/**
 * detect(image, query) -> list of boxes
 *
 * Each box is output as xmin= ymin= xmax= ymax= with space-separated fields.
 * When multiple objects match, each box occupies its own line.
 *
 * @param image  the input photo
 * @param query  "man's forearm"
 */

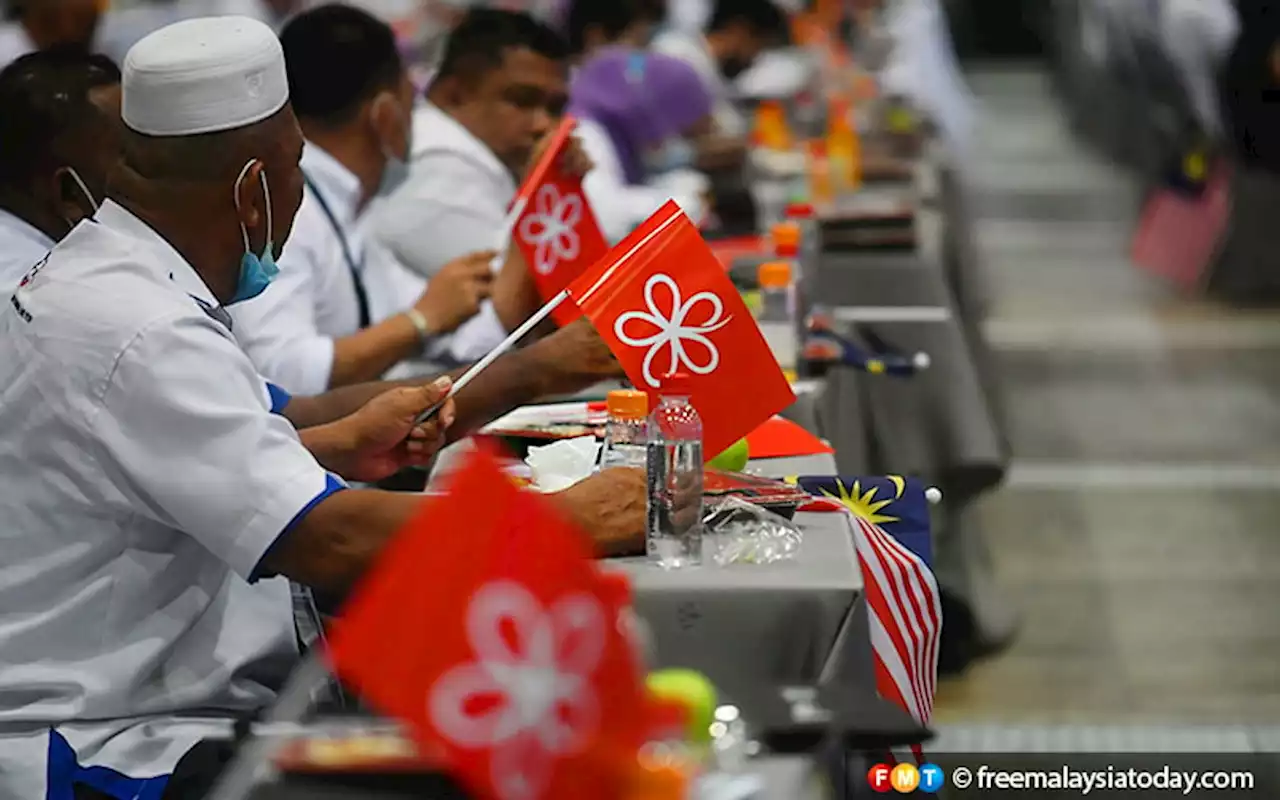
xmin=287 ymin=338 xmax=600 ymax=441
xmin=297 ymin=420 xmax=355 ymax=476
xmin=328 ymin=315 xmax=426 ymax=389
xmin=263 ymin=489 xmax=427 ymax=594
xmin=285 ymin=368 xmax=462 ymax=430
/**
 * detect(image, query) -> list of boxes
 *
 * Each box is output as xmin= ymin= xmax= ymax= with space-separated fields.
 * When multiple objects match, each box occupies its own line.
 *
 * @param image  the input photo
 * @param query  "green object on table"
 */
xmin=646 ymin=668 xmax=719 ymax=743
xmin=742 ymin=290 xmax=762 ymax=316
xmin=708 ymin=437 xmax=750 ymax=472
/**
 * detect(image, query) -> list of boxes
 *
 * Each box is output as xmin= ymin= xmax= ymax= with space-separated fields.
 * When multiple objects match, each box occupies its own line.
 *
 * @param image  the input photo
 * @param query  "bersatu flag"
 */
xmin=326 ymin=449 xmax=645 ymax=800
xmin=566 ymin=201 xmax=796 ymax=458
xmin=512 ymin=115 xmax=608 ymax=326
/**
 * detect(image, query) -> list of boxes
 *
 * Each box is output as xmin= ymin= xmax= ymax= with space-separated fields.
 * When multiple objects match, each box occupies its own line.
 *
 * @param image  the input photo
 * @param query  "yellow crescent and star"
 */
xmin=787 ymin=475 xmax=907 ymax=524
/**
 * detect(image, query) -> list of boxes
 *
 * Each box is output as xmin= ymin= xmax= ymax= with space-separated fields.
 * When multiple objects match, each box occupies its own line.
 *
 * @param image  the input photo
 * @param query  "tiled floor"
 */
xmin=933 ymin=65 xmax=1280 ymax=729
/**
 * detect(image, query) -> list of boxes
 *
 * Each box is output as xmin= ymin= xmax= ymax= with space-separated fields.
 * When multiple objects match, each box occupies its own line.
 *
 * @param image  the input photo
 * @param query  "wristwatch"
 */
xmin=404 ymin=308 xmax=432 ymax=343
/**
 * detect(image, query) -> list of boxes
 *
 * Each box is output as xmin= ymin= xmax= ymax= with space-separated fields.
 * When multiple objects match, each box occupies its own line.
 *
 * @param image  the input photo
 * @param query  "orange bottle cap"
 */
xmin=771 ymin=221 xmax=802 ymax=249
xmin=758 ymin=261 xmax=792 ymax=288
xmin=607 ymin=389 xmax=649 ymax=420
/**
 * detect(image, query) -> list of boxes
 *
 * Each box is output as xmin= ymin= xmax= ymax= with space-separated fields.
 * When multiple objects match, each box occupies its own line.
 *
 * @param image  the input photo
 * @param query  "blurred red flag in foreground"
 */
xmin=326 ymin=450 xmax=645 ymax=800
xmin=512 ymin=116 xmax=608 ymax=326
xmin=567 ymin=201 xmax=796 ymax=458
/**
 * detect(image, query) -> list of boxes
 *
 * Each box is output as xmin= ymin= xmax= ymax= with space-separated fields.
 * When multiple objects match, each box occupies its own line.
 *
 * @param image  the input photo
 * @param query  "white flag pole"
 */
xmin=413 ymin=288 xmax=571 ymax=425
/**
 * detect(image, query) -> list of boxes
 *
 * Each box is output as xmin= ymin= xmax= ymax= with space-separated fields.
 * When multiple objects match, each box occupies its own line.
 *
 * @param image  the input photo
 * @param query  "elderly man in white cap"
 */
xmin=0 ymin=15 xmax=642 ymax=799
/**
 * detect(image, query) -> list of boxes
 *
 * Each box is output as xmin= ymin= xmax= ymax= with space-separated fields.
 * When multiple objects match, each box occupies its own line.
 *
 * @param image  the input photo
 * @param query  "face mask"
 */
xmin=230 ymin=159 xmax=279 ymax=305
xmin=60 ymin=166 xmax=99 ymax=231
xmin=376 ymin=99 xmax=413 ymax=198
xmin=643 ymin=138 xmax=696 ymax=175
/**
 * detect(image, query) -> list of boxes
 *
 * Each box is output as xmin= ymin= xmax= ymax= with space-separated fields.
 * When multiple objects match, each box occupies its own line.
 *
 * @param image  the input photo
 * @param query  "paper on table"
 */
xmin=525 ymin=436 xmax=600 ymax=492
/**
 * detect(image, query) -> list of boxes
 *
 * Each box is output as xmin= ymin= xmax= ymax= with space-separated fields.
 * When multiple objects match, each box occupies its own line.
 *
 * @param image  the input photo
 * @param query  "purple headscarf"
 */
xmin=568 ymin=48 xmax=713 ymax=184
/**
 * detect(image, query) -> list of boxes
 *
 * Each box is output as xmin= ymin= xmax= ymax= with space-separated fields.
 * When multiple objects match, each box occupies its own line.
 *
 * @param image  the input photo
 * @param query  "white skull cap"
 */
xmin=122 ymin=16 xmax=288 ymax=137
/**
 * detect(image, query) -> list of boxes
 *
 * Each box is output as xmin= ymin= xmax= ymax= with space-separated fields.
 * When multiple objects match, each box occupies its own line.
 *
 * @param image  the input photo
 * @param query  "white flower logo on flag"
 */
xmin=614 ymin=272 xmax=731 ymax=388
xmin=517 ymin=184 xmax=583 ymax=276
xmin=428 ymin=581 xmax=606 ymax=800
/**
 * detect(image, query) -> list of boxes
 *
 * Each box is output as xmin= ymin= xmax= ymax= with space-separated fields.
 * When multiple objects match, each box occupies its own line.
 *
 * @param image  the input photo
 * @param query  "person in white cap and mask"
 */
xmin=0 ymin=47 xmax=120 ymax=293
xmin=229 ymin=4 xmax=497 ymax=397
xmin=0 ymin=14 xmax=643 ymax=798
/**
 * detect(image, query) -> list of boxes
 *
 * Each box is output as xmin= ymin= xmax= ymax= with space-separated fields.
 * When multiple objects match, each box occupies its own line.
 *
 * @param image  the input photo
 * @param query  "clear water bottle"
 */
xmin=600 ymin=389 xmax=649 ymax=470
xmin=646 ymin=373 xmax=704 ymax=569
xmin=756 ymin=261 xmax=798 ymax=376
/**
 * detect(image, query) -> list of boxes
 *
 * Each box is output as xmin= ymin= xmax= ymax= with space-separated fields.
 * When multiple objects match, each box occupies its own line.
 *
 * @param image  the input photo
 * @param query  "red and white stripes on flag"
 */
xmin=847 ymin=512 xmax=942 ymax=762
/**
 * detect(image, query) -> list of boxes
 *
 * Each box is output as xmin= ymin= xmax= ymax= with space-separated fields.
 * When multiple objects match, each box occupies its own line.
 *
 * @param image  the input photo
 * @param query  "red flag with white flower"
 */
xmin=566 ymin=201 xmax=796 ymax=458
xmin=512 ymin=116 xmax=608 ymax=326
xmin=326 ymin=449 xmax=646 ymax=800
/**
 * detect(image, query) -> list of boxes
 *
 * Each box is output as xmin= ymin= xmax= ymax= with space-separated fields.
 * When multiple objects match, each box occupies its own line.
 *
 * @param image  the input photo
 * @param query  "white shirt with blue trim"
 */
xmin=0 ymin=200 xmax=343 ymax=799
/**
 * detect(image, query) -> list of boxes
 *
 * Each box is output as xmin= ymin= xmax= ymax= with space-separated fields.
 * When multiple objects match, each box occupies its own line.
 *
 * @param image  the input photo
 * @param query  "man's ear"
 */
xmin=233 ymin=159 xmax=265 ymax=230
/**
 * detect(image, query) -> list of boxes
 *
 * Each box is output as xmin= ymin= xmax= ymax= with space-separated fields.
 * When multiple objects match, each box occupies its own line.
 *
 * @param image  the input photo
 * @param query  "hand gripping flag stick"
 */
xmin=413 ymin=288 xmax=571 ymax=426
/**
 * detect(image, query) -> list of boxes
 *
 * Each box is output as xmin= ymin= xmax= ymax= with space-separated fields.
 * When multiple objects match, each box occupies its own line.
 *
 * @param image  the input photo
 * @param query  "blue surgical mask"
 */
xmin=230 ymin=159 xmax=279 ymax=305
xmin=644 ymin=138 xmax=696 ymax=175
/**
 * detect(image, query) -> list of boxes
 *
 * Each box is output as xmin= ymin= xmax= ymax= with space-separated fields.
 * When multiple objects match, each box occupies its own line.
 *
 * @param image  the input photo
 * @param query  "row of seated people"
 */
xmin=0 ymin=0 xmax=788 ymax=397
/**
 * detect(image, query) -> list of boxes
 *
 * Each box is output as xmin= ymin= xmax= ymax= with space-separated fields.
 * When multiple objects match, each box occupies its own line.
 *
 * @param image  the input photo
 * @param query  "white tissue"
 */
xmin=525 ymin=436 xmax=600 ymax=493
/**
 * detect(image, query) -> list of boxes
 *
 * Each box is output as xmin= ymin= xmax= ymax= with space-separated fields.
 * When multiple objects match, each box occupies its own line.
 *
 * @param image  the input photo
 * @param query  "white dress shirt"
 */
xmin=231 ymin=144 xmax=370 ymax=396
xmin=0 ymin=207 xmax=55 ymax=295
xmin=373 ymin=102 xmax=511 ymax=365
xmin=653 ymin=31 xmax=748 ymax=137
xmin=576 ymin=117 xmax=708 ymax=244
xmin=0 ymin=200 xmax=341 ymax=798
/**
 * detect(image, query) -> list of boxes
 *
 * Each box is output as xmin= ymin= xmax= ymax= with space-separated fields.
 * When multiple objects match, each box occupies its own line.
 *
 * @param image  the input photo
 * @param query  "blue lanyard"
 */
xmin=302 ymin=172 xmax=371 ymax=329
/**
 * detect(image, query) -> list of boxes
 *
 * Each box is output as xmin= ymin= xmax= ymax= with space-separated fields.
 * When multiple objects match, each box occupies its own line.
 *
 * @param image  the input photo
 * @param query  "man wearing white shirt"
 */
xmin=652 ymin=0 xmax=786 ymax=138
xmin=231 ymin=5 xmax=494 ymax=395
xmin=0 ymin=16 xmax=643 ymax=796
xmin=375 ymin=7 xmax=582 ymax=365
xmin=0 ymin=48 xmax=120 ymax=293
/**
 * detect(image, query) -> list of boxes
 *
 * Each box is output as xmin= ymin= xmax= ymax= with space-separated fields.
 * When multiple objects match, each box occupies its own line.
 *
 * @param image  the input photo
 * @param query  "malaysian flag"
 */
xmin=791 ymin=476 xmax=941 ymax=761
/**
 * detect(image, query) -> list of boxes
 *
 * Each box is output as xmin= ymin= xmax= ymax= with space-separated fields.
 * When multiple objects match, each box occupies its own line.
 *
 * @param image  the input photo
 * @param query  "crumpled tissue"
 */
xmin=525 ymin=436 xmax=600 ymax=493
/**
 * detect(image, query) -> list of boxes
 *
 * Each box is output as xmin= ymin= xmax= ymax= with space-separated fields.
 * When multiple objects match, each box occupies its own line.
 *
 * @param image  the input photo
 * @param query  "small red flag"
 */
xmin=326 ymin=449 xmax=645 ymax=800
xmin=512 ymin=116 xmax=609 ymax=326
xmin=567 ymin=201 xmax=796 ymax=458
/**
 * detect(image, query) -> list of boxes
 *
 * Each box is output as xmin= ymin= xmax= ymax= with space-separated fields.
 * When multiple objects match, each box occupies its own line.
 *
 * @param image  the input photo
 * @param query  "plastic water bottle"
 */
xmin=601 ymin=389 xmax=649 ymax=470
xmin=646 ymin=374 xmax=704 ymax=569
xmin=757 ymin=261 xmax=798 ymax=376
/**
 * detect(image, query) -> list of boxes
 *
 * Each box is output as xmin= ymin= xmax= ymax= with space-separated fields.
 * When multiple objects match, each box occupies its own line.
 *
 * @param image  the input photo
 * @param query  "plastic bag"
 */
xmin=702 ymin=496 xmax=804 ymax=566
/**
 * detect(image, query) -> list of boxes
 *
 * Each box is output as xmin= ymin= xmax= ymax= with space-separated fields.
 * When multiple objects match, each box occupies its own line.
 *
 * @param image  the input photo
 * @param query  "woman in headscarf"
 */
xmin=569 ymin=48 xmax=715 ymax=242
